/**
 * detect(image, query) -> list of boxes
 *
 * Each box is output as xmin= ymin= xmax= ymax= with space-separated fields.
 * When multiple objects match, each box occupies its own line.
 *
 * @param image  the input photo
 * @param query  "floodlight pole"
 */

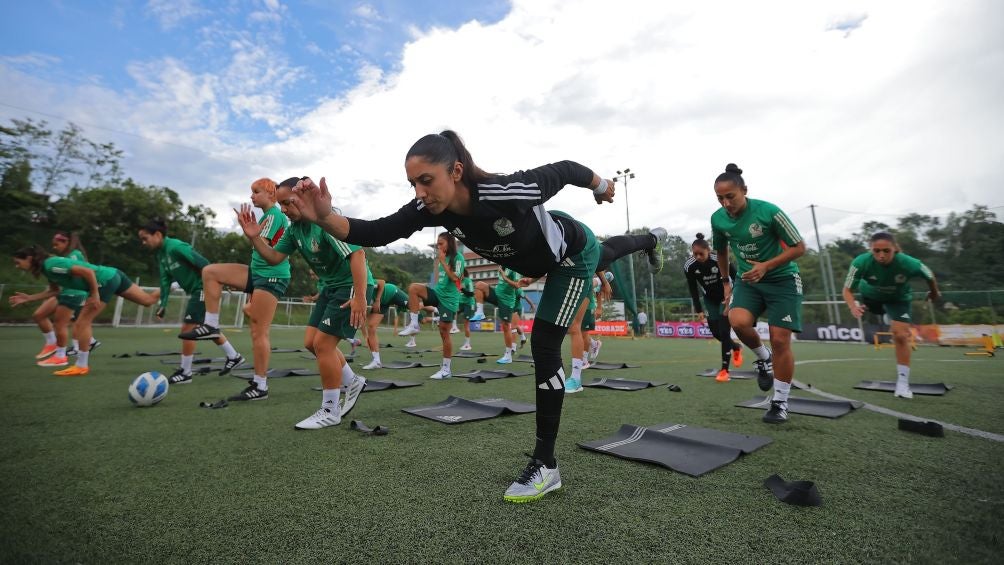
xmin=614 ymin=168 xmax=638 ymax=336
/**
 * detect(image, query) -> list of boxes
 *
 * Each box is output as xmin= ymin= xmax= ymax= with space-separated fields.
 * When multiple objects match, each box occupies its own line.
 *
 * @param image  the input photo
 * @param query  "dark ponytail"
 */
xmin=406 ymin=130 xmax=492 ymax=188
xmin=140 ymin=219 xmax=168 ymax=237
xmin=439 ymin=231 xmax=458 ymax=261
xmin=692 ymin=232 xmax=711 ymax=250
xmin=715 ymin=163 xmax=746 ymax=189
xmin=13 ymin=245 xmax=49 ymax=277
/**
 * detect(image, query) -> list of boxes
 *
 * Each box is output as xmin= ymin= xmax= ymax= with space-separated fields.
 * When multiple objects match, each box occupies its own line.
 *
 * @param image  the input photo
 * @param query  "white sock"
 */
xmin=773 ymin=379 xmax=791 ymax=402
xmin=451 ymin=321 xmax=458 ymax=330
xmin=753 ymin=345 xmax=771 ymax=361
xmin=464 ymin=338 xmax=471 ymax=346
xmin=441 ymin=358 xmax=452 ymax=372
xmin=372 ymin=352 xmax=381 ymax=364
xmin=253 ymin=375 xmax=268 ymax=391
xmin=204 ymin=312 xmax=220 ymax=327
xmin=896 ymin=364 xmax=910 ymax=384
xmin=220 ymin=340 xmax=238 ymax=358
xmin=77 ymin=351 xmax=89 ymax=368
xmin=580 ymin=354 xmax=588 ymax=366
xmin=322 ymin=388 xmax=340 ymax=410
xmin=72 ymin=339 xmax=80 ymax=350
xmin=590 ymin=338 xmax=599 ymax=349
xmin=571 ymin=358 xmax=583 ymax=379
xmin=409 ymin=312 xmax=419 ymax=327
xmin=342 ymin=363 xmax=357 ymax=386
xmin=500 ymin=349 xmax=512 ymax=360
xmin=43 ymin=331 xmax=56 ymax=345
xmin=475 ymin=303 xmax=484 ymax=315
xmin=181 ymin=355 xmax=194 ymax=374
xmin=56 ymin=346 xmax=67 ymax=358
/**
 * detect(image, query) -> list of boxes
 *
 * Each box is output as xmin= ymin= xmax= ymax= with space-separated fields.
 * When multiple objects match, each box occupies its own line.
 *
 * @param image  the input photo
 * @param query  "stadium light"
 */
xmin=613 ymin=168 xmax=639 ymax=336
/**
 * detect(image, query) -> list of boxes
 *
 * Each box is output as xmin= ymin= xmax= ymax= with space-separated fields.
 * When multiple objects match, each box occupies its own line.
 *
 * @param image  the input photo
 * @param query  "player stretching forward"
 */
xmin=685 ymin=233 xmax=743 ymax=382
xmin=235 ymin=180 xmax=368 ymax=428
xmin=843 ymin=231 xmax=939 ymax=398
xmin=32 ymin=231 xmax=99 ymax=367
xmin=711 ymin=164 xmax=805 ymax=424
xmin=291 ymin=130 xmax=614 ymax=503
xmin=361 ymin=279 xmax=410 ymax=369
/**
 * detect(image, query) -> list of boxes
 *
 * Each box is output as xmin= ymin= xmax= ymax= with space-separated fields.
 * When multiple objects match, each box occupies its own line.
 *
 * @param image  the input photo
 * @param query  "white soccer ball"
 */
xmin=128 ymin=371 xmax=169 ymax=407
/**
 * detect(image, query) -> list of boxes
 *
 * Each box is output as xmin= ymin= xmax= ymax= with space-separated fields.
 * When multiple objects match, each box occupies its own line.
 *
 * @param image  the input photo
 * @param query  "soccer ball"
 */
xmin=128 ymin=371 xmax=169 ymax=407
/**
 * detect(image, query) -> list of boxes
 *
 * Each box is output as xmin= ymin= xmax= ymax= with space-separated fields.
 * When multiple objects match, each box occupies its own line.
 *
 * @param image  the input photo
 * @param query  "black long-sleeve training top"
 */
xmin=344 ymin=161 xmax=595 ymax=277
xmin=684 ymin=253 xmax=737 ymax=312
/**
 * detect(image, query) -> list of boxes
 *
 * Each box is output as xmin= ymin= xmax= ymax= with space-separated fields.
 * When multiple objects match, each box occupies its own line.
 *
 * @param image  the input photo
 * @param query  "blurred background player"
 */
xmin=362 ymin=278 xmax=410 ymax=369
xmin=685 ymin=233 xmax=743 ymax=382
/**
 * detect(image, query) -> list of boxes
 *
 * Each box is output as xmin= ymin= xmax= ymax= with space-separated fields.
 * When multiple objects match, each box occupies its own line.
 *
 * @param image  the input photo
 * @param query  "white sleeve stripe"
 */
xmin=843 ymin=265 xmax=857 ymax=288
xmin=478 ymin=182 xmax=539 ymax=189
xmin=774 ymin=212 xmax=802 ymax=243
xmin=920 ymin=264 xmax=934 ymax=279
xmin=479 ymin=195 xmax=541 ymax=201
xmin=478 ymin=188 xmax=541 ymax=195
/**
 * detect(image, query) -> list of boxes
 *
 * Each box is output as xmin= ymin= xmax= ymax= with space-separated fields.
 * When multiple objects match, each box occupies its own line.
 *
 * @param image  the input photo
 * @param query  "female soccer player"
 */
xmin=179 ymin=178 xmax=290 ymax=402
xmin=138 ymin=220 xmax=245 ymax=384
xmin=455 ymin=273 xmax=475 ymax=351
xmin=361 ymin=278 xmax=410 ymax=369
xmin=32 ymin=231 xmax=98 ymax=367
xmin=11 ymin=246 xmax=159 ymax=376
xmin=472 ymin=268 xmax=523 ymax=364
xmin=291 ymin=130 xmax=614 ymax=503
xmin=711 ymin=163 xmax=806 ymax=424
xmin=564 ymin=273 xmax=602 ymax=393
xmin=397 ymin=232 xmax=465 ymax=379
xmin=843 ymin=231 xmax=939 ymax=398
xmin=685 ymin=233 xmax=743 ymax=382
xmin=235 ymin=181 xmax=368 ymax=428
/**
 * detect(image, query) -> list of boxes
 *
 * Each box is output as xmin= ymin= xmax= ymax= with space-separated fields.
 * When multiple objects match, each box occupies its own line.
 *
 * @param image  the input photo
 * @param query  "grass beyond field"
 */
xmin=1 ymin=326 xmax=1002 ymax=564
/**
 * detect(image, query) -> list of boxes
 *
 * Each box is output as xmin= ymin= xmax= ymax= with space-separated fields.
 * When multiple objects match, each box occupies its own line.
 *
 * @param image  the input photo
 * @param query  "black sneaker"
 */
xmin=66 ymin=346 xmax=79 ymax=356
xmin=89 ymin=340 xmax=102 ymax=352
xmin=168 ymin=368 xmax=193 ymax=385
xmin=646 ymin=228 xmax=667 ymax=274
xmin=763 ymin=400 xmax=789 ymax=424
xmin=228 ymin=383 xmax=268 ymax=401
xmin=754 ymin=356 xmax=774 ymax=391
xmin=178 ymin=324 xmax=221 ymax=341
xmin=219 ymin=353 xmax=246 ymax=376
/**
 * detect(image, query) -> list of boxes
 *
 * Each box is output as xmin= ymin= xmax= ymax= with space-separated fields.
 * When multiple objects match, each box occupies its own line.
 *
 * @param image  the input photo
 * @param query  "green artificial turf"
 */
xmin=1 ymin=326 xmax=1002 ymax=564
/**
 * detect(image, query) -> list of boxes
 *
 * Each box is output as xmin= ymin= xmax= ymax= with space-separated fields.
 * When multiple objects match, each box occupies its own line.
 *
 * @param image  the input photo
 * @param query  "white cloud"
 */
xmin=352 ymin=4 xmax=381 ymax=20
xmin=146 ymin=0 xmax=207 ymax=30
xmin=1 ymin=53 xmax=61 ymax=68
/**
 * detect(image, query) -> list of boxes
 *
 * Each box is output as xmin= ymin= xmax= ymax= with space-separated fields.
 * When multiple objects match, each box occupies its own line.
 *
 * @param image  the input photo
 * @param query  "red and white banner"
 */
xmin=592 ymin=320 xmax=629 ymax=336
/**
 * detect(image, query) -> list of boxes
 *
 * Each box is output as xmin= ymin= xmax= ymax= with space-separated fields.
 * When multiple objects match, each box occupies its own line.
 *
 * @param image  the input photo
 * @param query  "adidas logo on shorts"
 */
xmin=782 ymin=315 xmax=792 ymax=322
xmin=322 ymin=318 xmax=331 ymax=325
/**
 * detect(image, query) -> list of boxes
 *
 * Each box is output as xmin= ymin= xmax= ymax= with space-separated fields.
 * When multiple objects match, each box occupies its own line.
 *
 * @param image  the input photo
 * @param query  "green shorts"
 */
xmin=485 ymin=287 xmax=515 ymax=323
xmin=423 ymin=286 xmax=457 ymax=324
xmin=536 ymin=218 xmax=601 ymax=327
xmin=581 ymin=308 xmax=596 ymax=331
xmin=861 ymin=296 xmax=913 ymax=323
xmin=98 ymin=270 xmax=133 ymax=303
xmin=702 ymin=296 xmax=725 ymax=321
xmin=729 ymin=273 xmax=803 ymax=332
xmin=379 ymin=289 xmax=409 ymax=316
xmin=308 ymin=286 xmax=358 ymax=339
xmin=458 ymin=302 xmax=475 ymax=319
xmin=245 ymin=271 xmax=289 ymax=299
xmin=183 ymin=290 xmax=206 ymax=324
xmin=58 ymin=292 xmax=86 ymax=319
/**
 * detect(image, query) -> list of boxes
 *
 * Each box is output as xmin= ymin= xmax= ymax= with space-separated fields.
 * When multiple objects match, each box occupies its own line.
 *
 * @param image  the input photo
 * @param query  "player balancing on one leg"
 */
xmin=180 ymin=178 xmax=290 ymax=402
xmin=290 ymin=130 xmax=615 ymax=503
xmin=564 ymin=273 xmax=603 ymax=393
xmin=685 ymin=233 xmax=743 ymax=382
xmin=138 ymin=219 xmax=245 ymax=385
xmin=398 ymin=232 xmax=466 ymax=379
xmin=11 ymin=246 xmax=160 ymax=376
xmin=842 ymin=231 xmax=940 ymax=399
xmin=455 ymin=273 xmax=475 ymax=350
xmin=235 ymin=183 xmax=368 ymax=428
xmin=712 ymin=163 xmax=806 ymax=424
xmin=32 ymin=231 xmax=100 ymax=367
xmin=361 ymin=279 xmax=410 ymax=369
xmin=472 ymin=268 xmax=524 ymax=364
xmin=510 ymin=289 xmax=533 ymax=350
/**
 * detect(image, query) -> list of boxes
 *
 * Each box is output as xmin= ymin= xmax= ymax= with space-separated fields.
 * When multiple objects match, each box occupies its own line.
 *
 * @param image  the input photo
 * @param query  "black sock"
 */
xmin=530 ymin=319 xmax=568 ymax=468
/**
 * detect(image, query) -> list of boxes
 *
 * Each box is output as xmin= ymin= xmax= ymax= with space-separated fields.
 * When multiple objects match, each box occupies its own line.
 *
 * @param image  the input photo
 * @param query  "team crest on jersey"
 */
xmin=493 ymin=218 xmax=515 ymax=237
xmin=711 ymin=266 xmax=719 ymax=273
xmin=310 ymin=239 xmax=320 ymax=253
xmin=748 ymin=223 xmax=764 ymax=237
xmin=895 ymin=274 xmax=907 ymax=283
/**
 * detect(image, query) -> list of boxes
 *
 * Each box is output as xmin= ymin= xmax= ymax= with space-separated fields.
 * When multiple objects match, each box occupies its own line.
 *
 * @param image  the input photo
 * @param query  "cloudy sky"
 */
xmin=2 ymin=0 xmax=1002 ymax=251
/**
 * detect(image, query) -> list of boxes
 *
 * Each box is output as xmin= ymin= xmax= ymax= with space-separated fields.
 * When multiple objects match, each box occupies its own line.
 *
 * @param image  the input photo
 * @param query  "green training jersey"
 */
xmin=43 ymin=257 xmax=117 ymax=293
xmin=434 ymin=252 xmax=465 ymax=306
xmin=156 ymin=237 xmax=210 ymax=309
xmin=495 ymin=268 xmax=521 ymax=307
xmin=380 ymin=282 xmax=401 ymax=307
xmin=711 ymin=198 xmax=802 ymax=282
xmin=459 ymin=276 xmax=474 ymax=307
xmin=250 ymin=205 xmax=291 ymax=278
xmin=59 ymin=250 xmax=89 ymax=297
xmin=844 ymin=251 xmax=934 ymax=302
xmin=274 ymin=222 xmax=362 ymax=289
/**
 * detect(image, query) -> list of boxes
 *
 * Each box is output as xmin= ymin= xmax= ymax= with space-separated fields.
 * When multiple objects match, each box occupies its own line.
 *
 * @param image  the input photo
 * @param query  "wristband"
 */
xmin=592 ymin=179 xmax=609 ymax=196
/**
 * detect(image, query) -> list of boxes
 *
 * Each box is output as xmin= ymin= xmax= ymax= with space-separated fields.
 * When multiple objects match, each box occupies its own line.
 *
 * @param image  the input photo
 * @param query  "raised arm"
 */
xmin=236 ymin=204 xmax=290 ymax=265
xmin=8 ymin=283 xmax=61 ymax=307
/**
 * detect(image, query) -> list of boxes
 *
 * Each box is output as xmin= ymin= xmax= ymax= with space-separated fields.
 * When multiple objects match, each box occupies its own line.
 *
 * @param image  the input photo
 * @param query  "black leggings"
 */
xmin=596 ymin=234 xmax=656 ymax=272
xmin=707 ymin=316 xmax=738 ymax=369
xmin=529 ymin=318 xmax=570 ymax=467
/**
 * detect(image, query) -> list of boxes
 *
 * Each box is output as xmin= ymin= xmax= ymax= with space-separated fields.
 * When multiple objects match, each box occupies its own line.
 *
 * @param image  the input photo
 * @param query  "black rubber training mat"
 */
xmin=582 ymin=378 xmax=664 ymax=391
xmin=454 ymin=369 xmax=531 ymax=380
xmin=578 ymin=423 xmax=771 ymax=477
xmin=512 ymin=354 xmax=535 ymax=363
xmin=160 ymin=357 xmax=223 ymax=365
xmin=402 ymin=396 xmax=535 ymax=424
xmin=587 ymin=362 xmax=640 ymax=370
xmin=736 ymin=395 xmax=863 ymax=418
xmin=853 ymin=380 xmax=954 ymax=396
xmin=232 ymin=368 xmax=318 ymax=379
xmin=124 ymin=351 xmax=199 ymax=357
xmin=383 ymin=360 xmax=440 ymax=369
xmin=647 ymin=422 xmax=773 ymax=453
xmin=363 ymin=379 xmax=422 ymax=392
xmin=192 ymin=365 xmax=226 ymax=375
xmin=271 ymin=347 xmax=308 ymax=353
xmin=452 ymin=351 xmax=494 ymax=358
xmin=697 ymin=369 xmax=756 ymax=379
xmin=898 ymin=419 xmax=945 ymax=437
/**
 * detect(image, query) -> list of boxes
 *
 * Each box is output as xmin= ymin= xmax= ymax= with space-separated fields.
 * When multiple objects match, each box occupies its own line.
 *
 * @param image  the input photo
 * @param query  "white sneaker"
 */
xmin=398 ymin=324 xmax=420 ymax=336
xmin=294 ymin=407 xmax=341 ymax=430
xmin=459 ymin=343 xmax=473 ymax=351
xmin=504 ymin=458 xmax=562 ymax=503
xmin=362 ymin=360 xmax=382 ymax=370
xmin=894 ymin=382 xmax=914 ymax=399
xmin=581 ymin=360 xmax=590 ymax=370
xmin=469 ymin=311 xmax=485 ymax=322
xmin=450 ymin=326 xmax=460 ymax=334
xmin=404 ymin=338 xmax=417 ymax=348
xmin=429 ymin=369 xmax=452 ymax=380
xmin=589 ymin=340 xmax=602 ymax=361
xmin=519 ymin=335 xmax=528 ymax=349
xmin=496 ymin=356 xmax=513 ymax=365
xmin=340 ymin=376 xmax=367 ymax=417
